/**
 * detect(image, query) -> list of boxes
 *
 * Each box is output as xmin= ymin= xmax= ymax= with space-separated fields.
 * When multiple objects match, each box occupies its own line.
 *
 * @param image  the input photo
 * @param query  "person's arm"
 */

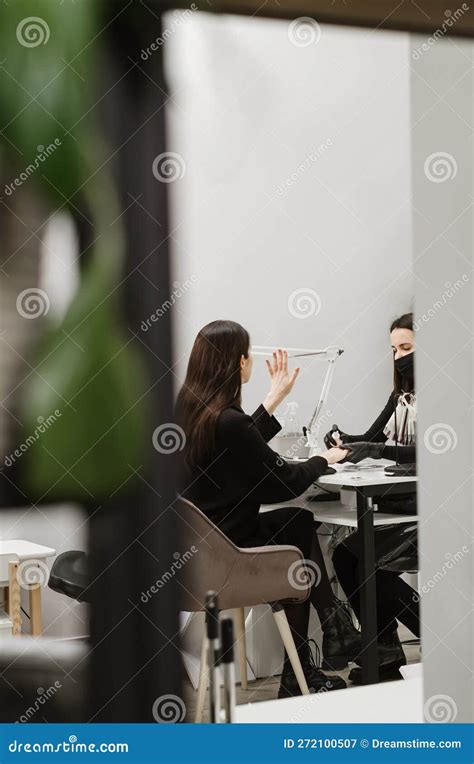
xmin=341 ymin=393 xmax=395 ymax=444
xmin=381 ymin=444 xmax=416 ymax=463
xmin=250 ymin=404 xmax=281 ymax=443
xmin=219 ymin=408 xmax=345 ymax=504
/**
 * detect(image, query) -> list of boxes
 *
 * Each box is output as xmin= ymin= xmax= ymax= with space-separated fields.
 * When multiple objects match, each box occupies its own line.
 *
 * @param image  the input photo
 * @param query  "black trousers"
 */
xmin=243 ymin=506 xmax=315 ymax=558
xmin=241 ymin=507 xmax=335 ymax=664
xmin=333 ymin=533 xmax=420 ymax=639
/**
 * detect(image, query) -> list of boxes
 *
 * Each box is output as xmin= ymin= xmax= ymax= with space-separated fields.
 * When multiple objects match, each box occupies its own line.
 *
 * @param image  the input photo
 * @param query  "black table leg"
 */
xmin=356 ymin=490 xmax=379 ymax=684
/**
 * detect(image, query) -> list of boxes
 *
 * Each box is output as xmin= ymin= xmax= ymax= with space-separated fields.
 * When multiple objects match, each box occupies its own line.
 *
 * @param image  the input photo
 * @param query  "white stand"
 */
xmin=305 ymin=346 xmax=343 ymax=454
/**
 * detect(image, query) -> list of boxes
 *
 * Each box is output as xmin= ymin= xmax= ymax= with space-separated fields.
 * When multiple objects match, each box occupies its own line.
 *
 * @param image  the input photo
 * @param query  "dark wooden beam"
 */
xmin=166 ymin=1 xmax=474 ymax=37
xmin=87 ymin=8 xmax=181 ymax=722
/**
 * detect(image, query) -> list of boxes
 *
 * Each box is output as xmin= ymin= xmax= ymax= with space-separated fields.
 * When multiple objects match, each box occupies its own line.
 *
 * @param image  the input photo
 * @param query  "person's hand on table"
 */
xmin=320 ymin=447 xmax=349 ymax=465
xmin=263 ymin=349 xmax=300 ymax=417
xmin=340 ymin=441 xmax=384 ymax=463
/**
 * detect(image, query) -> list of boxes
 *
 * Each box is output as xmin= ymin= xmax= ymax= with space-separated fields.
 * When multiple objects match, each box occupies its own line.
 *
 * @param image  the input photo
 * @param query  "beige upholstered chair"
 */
xmin=175 ymin=497 xmax=311 ymax=722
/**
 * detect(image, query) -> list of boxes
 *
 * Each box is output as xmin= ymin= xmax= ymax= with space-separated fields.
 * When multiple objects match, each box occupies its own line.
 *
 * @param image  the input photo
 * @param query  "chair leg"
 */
xmin=232 ymin=607 xmax=248 ymax=690
xmin=8 ymin=562 xmax=21 ymax=636
xmin=272 ymin=608 xmax=309 ymax=696
xmin=29 ymin=585 xmax=42 ymax=636
xmin=194 ymin=637 xmax=209 ymax=723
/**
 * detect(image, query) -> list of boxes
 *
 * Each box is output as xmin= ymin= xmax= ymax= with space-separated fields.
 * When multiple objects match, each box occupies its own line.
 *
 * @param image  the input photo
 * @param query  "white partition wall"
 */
xmin=165 ymin=14 xmax=413 ymax=432
xmin=411 ymin=35 xmax=473 ymax=722
xmin=165 ymin=13 xmax=415 ymax=686
xmin=165 ymin=12 xmax=473 ymax=717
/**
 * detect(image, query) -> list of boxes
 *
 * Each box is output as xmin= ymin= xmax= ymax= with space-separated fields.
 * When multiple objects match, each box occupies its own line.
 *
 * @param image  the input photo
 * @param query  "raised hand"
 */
xmin=263 ymin=349 xmax=300 ymax=417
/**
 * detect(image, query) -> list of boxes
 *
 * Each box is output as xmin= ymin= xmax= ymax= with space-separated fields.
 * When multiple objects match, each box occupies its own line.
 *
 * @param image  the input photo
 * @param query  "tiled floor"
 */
xmin=184 ymin=626 xmax=421 ymax=722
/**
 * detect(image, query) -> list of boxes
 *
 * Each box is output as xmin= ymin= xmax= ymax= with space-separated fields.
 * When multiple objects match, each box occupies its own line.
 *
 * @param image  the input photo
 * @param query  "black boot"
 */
xmin=348 ymin=630 xmax=406 ymax=684
xmin=278 ymin=639 xmax=346 ymax=699
xmin=320 ymin=601 xmax=362 ymax=671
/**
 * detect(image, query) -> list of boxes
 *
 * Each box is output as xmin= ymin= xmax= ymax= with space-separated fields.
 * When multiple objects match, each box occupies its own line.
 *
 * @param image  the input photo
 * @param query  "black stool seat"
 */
xmin=48 ymin=551 xmax=90 ymax=602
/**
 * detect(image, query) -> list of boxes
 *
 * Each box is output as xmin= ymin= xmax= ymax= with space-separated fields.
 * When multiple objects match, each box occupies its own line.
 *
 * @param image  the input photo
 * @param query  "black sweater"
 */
xmin=344 ymin=392 xmax=416 ymax=464
xmin=181 ymin=404 xmax=329 ymax=545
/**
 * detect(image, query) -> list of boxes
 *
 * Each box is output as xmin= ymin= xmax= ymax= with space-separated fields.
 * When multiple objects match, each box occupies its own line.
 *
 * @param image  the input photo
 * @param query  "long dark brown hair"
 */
xmin=176 ymin=320 xmax=250 ymax=468
xmin=390 ymin=312 xmax=414 ymax=394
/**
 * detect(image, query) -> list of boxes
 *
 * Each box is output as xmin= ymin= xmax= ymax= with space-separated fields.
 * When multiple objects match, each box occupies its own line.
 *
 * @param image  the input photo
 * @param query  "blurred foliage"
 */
xmin=0 ymin=1 xmax=152 ymax=501
xmin=0 ymin=0 xmax=97 ymax=203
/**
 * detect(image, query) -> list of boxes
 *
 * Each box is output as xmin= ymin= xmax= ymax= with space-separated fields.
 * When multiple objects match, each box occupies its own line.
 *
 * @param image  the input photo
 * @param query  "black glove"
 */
xmin=324 ymin=424 xmax=349 ymax=449
xmin=341 ymin=441 xmax=385 ymax=464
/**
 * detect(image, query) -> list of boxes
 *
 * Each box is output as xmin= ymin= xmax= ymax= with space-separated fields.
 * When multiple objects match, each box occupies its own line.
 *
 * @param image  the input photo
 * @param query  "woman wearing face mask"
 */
xmin=324 ymin=313 xmax=419 ymax=683
xmin=176 ymin=320 xmax=362 ymax=698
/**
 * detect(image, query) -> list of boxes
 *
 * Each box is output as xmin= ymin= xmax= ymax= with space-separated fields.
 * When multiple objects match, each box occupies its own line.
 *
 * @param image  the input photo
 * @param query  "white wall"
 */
xmin=411 ymin=34 xmax=473 ymax=723
xmin=165 ymin=13 xmax=413 ymax=431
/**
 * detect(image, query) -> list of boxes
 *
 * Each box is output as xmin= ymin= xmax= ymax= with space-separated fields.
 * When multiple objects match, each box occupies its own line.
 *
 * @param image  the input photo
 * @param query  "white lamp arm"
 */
xmin=251 ymin=344 xmax=343 ymax=454
xmin=306 ymin=346 xmax=343 ymax=448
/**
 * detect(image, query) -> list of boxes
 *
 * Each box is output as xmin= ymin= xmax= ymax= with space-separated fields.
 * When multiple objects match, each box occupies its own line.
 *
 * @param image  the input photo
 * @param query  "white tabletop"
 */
xmin=0 ymin=540 xmax=56 ymax=560
xmin=260 ymin=459 xmax=417 ymax=526
xmin=318 ymin=461 xmax=417 ymax=489
xmin=235 ymin=675 xmax=423 ymax=723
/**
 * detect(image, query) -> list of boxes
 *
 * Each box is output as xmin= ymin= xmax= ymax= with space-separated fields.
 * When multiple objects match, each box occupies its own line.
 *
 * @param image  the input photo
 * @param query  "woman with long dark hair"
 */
xmin=176 ymin=320 xmax=361 ymax=698
xmin=325 ymin=312 xmax=419 ymax=683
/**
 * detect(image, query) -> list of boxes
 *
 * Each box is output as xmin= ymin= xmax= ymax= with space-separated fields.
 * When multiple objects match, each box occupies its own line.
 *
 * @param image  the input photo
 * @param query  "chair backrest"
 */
xmin=173 ymin=497 xmax=240 ymax=612
xmin=173 ymin=497 xmax=310 ymax=612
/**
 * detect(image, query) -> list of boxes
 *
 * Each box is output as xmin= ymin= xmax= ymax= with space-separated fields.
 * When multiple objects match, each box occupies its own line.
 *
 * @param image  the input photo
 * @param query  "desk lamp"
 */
xmin=252 ymin=345 xmax=344 ymax=456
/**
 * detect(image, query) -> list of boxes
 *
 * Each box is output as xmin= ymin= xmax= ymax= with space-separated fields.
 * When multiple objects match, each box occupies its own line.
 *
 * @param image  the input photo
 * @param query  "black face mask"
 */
xmin=395 ymin=352 xmax=414 ymax=379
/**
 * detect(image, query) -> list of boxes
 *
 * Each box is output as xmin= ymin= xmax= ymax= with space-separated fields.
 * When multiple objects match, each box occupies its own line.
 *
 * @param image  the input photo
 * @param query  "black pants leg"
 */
xmin=379 ymin=571 xmax=420 ymax=637
xmin=249 ymin=508 xmax=335 ymax=668
xmin=308 ymin=528 xmax=336 ymax=614
xmin=333 ymin=541 xmax=420 ymax=638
